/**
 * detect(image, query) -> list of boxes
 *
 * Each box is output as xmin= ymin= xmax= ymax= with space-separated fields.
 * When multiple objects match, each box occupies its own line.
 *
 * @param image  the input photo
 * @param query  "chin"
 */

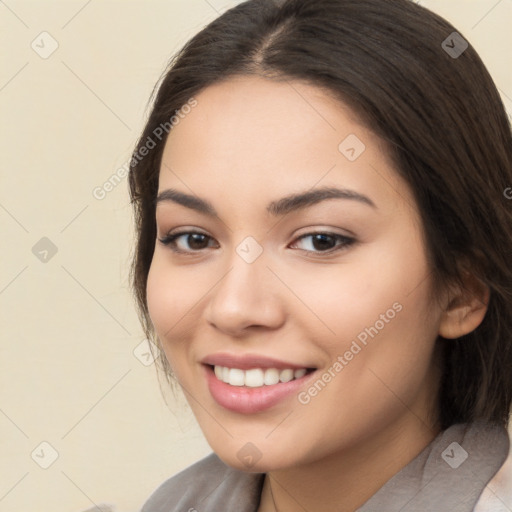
xmin=207 ymin=437 xmax=302 ymax=474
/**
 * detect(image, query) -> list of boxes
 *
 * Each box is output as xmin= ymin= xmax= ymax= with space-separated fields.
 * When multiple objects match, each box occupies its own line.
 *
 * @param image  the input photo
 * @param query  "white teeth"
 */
xmin=213 ymin=365 xmax=309 ymax=387
xmin=245 ymin=368 xmax=264 ymax=387
xmin=294 ymin=369 xmax=307 ymax=379
xmin=279 ymin=369 xmax=294 ymax=383
xmin=264 ymin=368 xmax=280 ymax=385
xmin=228 ymin=368 xmax=245 ymax=386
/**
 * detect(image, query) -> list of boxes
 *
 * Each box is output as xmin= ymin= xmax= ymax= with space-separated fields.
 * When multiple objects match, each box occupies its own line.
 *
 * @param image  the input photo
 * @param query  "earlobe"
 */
xmin=438 ymin=274 xmax=490 ymax=339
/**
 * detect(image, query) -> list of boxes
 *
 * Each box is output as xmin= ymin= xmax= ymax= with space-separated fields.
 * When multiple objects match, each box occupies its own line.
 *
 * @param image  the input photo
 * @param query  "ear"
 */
xmin=438 ymin=272 xmax=490 ymax=339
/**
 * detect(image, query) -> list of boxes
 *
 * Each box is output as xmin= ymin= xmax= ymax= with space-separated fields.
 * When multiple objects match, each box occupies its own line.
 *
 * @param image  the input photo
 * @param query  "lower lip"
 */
xmin=204 ymin=365 xmax=314 ymax=414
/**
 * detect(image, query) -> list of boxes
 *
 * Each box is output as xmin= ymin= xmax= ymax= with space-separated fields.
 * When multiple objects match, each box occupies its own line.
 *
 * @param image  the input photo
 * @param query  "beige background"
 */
xmin=1 ymin=1 xmax=511 ymax=511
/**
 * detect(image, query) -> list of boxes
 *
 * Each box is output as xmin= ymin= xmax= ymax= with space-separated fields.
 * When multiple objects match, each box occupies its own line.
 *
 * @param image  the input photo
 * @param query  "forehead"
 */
xmin=158 ymin=75 xmax=414 ymax=216
xmin=163 ymin=75 xmax=363 ymax=165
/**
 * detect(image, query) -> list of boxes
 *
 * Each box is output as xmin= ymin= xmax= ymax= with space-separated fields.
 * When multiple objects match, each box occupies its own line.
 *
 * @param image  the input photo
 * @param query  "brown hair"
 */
xmin=128 ymin=0 xmax=512 ymax=429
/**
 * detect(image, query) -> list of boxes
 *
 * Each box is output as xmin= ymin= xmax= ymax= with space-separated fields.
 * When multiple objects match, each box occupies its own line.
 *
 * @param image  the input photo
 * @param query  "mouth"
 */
xmin=201 ymin=355 xmax=317 ymax=414
xmin=211 ymin=365 xmax=313 ymax=387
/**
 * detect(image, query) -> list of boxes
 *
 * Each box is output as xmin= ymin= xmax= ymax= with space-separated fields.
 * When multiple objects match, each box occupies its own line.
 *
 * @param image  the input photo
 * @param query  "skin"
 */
xmin=146 ymin=75 xmax=489 ymax=512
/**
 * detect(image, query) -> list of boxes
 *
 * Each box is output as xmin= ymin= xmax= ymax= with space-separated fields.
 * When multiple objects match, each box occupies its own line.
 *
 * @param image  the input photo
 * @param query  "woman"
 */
xmin=128 ymin=0 xmax=512 ymax=510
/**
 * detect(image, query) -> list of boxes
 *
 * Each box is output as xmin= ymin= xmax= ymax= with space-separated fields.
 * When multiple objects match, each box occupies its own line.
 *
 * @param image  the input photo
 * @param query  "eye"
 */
xmin=158 ymin=230 xmax=355 ymax=255
xmin=290 ymin=232 xmax=355 ymax=254
xmin=158 ymin=230 xmax=218 ymax=253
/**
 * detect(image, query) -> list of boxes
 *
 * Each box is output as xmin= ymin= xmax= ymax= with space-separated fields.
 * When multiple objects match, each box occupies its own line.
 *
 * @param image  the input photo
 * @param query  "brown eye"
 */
xmin=158 ymin=231 xmax=216 ymax=253
xmin=291 ymin=232 xmax=355 ymax=253
xmin=184 ymin=233 xmax=210 ymax=250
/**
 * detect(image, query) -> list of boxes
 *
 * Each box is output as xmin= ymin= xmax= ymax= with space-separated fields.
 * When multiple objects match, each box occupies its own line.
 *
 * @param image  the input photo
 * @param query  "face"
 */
xmin=146 ymin=75 xmax=445 ymax=472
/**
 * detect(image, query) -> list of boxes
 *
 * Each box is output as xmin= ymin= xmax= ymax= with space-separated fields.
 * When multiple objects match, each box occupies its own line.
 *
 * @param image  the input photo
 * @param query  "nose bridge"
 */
xmin=205 ymin=238 xmax=285 ymax=332
xmin=216 ymin=241 xmax=270 ymax=305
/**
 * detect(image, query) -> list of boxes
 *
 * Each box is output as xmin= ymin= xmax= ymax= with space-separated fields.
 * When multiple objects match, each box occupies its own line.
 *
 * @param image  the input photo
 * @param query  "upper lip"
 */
xmin=201 ymin=352 xmax=314 ymax=371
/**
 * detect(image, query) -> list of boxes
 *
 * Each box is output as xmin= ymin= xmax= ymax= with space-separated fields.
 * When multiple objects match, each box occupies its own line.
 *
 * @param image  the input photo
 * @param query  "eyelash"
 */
xmin=157 ymin=230 xmax=355 ymax=256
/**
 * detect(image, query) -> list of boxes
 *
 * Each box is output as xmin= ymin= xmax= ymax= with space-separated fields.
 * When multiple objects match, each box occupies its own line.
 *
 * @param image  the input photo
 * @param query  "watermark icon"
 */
xmin=236 ymin=236 xmax=263 ymax=263
xmin=31 ymin=31 xmax=59 ymax=59
xmin=237 ymin=442 xmax=262 ymax=468
xmin=338 ymin=134 xmax=366 ymax=162
xmin=504 ymin=187 xmax=512 ymax=200
xmin=298 ymin=301 xmax=403 ymax=405
xmin=441 ymin=32 xmax=468 ymax=59
xmin=133 ymin=338 xmax=159 ymax=366
xmin=32 ymin=237 xmax=58 ymax=263
xmin=31 ymin=441 xmax=59 ymax=469
xmin=441 ymin=441 xmax=468 ymax=469
xmin=92 ymin=97 xmax=198 ymax=200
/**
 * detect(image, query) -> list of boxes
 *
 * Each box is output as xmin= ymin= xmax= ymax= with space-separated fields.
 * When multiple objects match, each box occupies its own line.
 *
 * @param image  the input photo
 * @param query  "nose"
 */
xmin=204 ymin=251 xmax=286 ymax=336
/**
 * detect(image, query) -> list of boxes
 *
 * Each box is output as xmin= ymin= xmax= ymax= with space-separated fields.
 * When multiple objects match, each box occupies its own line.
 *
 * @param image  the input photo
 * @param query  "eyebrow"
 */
xmin=155 ymin=186 xmax=376 ymax=217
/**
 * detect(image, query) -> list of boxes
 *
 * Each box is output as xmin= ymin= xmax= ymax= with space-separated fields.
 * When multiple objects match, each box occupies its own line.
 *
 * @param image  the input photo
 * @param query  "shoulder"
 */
xmin=473 ymin=427 xmax=512 ymax=512
xmin=358 ymin=421 xmax=510 ymax=511
xmin=140 ymin=453 xmax=264 ymax=512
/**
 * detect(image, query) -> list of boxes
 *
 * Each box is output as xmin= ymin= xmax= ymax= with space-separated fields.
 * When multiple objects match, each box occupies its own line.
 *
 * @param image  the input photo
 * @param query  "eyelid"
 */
xmin=293 ymin=224 xmax=356 ymax=239
xmin=157 ymin=225 xmax=210 ymax=241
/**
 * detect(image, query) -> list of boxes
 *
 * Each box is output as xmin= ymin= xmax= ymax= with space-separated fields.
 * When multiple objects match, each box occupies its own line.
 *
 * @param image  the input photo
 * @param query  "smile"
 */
xmin=213 ymin=365 xmax=308 ymax=387
xmin=204 ymin=363 xmax=316 ymax=414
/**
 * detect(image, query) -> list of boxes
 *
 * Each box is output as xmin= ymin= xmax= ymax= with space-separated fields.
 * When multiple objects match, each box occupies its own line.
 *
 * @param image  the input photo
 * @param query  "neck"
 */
xmin=258 ymin=412 xmax=441 ymax=512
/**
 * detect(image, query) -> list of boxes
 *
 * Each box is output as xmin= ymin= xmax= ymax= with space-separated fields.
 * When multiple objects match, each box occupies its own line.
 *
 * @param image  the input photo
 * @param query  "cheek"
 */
xmin=146 ymin=252 xmax=205 ymax=328
xmin=146 ymin=257 xmax=176 ymax=334
xmin=285 ymin=228 xmax=441 ymax=417
xmin=286 ymin=272 xmax=439 ymax=460
xmin=282 ymin=238 xmax=432 ymax=350
xmin=145 ymin=255 xmax=202 ymax=366
xmin=297 ymin=240 xmax=439 ymax=404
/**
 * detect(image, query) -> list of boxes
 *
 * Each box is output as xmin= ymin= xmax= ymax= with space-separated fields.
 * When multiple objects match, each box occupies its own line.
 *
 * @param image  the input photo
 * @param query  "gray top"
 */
xmin=140 ymin=421 xmax=509 ymax=512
